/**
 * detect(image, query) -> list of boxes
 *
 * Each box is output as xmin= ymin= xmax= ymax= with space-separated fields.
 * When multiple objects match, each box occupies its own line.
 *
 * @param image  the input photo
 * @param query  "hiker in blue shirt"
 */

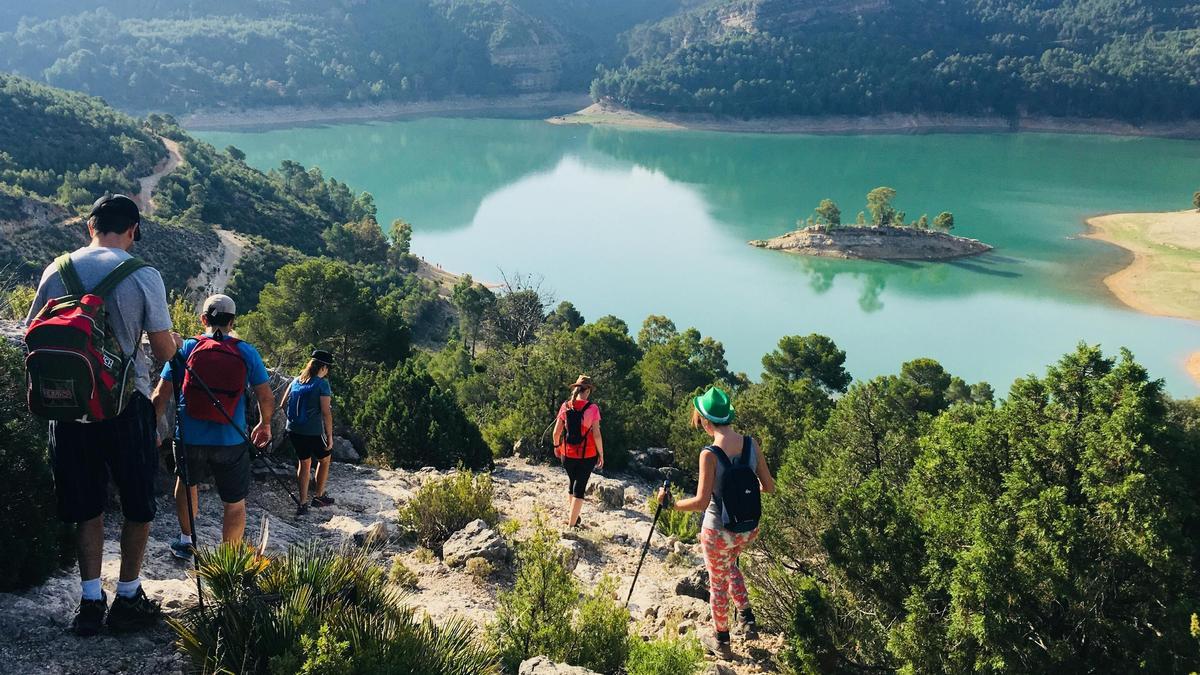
xmin=280 ymin=350 xmax=335 ymax=516
xmin=152 ymin=294 xmax=273 ymax=562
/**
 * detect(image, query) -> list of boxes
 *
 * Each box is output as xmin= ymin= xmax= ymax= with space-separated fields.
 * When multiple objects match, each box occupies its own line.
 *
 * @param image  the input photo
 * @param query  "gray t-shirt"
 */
xmin=26 ymin=246 xmax=172 ymax=398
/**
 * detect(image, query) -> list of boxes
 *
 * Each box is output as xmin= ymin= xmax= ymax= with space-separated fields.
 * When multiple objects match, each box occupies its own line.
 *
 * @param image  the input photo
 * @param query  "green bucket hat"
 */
xmin=694 ymin=386 xmax=734 ymax=425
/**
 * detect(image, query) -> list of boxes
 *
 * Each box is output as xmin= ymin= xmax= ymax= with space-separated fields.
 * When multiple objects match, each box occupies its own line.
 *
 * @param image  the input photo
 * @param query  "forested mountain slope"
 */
xmin=591 ymin=0 xmax=1200 ymax=122
xmin=0 ymin=0 xmax=680 ymax=112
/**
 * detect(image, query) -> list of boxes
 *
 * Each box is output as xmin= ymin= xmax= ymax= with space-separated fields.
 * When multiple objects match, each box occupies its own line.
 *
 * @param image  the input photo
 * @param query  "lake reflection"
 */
xmin=197 ymin=119 xmax=1200 ymax=395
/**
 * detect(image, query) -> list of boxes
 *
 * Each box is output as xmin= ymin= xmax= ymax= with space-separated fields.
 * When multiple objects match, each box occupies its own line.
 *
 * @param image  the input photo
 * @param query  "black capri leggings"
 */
xmin=563 ymin=455 xmax=598 ymax=499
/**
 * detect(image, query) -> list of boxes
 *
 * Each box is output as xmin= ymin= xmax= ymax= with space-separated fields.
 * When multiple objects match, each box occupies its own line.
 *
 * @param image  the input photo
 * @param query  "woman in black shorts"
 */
xmin=282 ymin=350 xmax=334 ymax=516
xmin=552 ymin=375 xmax=604 ymax=528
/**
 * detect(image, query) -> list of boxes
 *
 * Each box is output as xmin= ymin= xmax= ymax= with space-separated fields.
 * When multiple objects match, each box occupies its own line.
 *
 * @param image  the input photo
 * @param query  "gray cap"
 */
xmin=202 ymin=294 xmax=236 ymax=317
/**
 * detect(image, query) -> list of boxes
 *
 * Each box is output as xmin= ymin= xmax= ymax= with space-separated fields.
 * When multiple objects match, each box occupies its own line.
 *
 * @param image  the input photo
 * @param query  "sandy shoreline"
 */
xmin=180 ymin=93 xmax=592 ymax=131
xmin=1085 ymin=210 xmax=1200 ymax=386
xmin=549 ymin=103 xmax=1200 ymax=139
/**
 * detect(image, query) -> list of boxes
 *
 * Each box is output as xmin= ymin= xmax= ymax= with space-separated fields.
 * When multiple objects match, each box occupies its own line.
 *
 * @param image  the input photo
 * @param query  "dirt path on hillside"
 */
xmin=135 ymin=138 xmax=183 ymax=217
xmin=187 ymin=228 xmax=248 ymax=304
xmin=0 ymin=457 xmax=779 ymax=674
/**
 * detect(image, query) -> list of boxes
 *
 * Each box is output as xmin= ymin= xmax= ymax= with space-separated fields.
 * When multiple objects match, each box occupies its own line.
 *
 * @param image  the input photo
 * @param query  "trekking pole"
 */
xmin=626 ymin=480 xmax=671 ymax=607
xmin=177 ymin=360 xmax=303 ymax=508
xmin=170 ymin=355 xmax=205 ymax=613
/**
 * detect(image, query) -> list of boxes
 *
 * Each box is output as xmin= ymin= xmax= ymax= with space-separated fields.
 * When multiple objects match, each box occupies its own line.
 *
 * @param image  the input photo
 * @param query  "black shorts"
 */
xmin=176 ymin=443 xmax=251 ymax=504
xmin=563 ymin=455 xmax=598 ymax=499
xmin=49 ymin=393 xmax=158 ymax=524
xmin=291 ymin=433 xmax=330 ymax=461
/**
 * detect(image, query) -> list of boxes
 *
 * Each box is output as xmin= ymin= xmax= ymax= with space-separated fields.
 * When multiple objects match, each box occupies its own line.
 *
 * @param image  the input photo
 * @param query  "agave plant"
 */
xmin=168 ymin=541 xmax=499 ymax=674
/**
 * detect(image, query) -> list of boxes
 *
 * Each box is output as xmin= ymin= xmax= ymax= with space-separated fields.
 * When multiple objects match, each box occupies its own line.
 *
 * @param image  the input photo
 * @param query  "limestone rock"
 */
xmin=631 ymin=447 xmax=674 ymax=468
xmin=353 ymin=520 xmax=390 ymax=547
xmin=331 ymin=436 xmax=360 ymax=463
xmin=443 ymin=519 xmax=509 ymax=567
xmin=587 ymin=476 xmax=627 ymax=510
xmin=559 ymin=538 xmax=584 ymax=572
xmin=675 ymin=566 xmax=709 ymax=601
xmin=518 ymin=656 xmax=599 ymax=675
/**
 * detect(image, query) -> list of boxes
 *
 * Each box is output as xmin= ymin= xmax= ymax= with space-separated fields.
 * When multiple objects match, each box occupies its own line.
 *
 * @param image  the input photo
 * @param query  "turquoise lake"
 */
xmin=196 ymin=119 xmax=1200 ymax=396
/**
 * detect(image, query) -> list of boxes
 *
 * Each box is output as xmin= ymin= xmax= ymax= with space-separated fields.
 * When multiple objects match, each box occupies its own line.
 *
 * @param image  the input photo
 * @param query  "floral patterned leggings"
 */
xmin=700 ymin=526 xmax=759 ymax=633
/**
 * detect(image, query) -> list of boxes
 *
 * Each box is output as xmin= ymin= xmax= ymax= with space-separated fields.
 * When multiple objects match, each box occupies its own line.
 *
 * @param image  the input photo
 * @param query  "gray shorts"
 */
xmin=177 ymin=443 xmax=250 ymax=504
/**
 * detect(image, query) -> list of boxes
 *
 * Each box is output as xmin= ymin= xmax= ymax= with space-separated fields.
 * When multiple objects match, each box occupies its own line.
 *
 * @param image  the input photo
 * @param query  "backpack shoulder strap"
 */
xmin=581 ymin=401 xmax=593 ymax=413
xmin=91 ymin=257 xmax=149 ymax=299
xmin=55 ymin=253 xmax=85 ymax=296
xmin=740 ymin=435 xmax=754 ymax=466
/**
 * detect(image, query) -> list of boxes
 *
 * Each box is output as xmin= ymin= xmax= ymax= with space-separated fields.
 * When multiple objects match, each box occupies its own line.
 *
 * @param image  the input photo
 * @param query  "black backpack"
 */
xmin=562 ymin=401 xmax=593 ymax=459
xmin=707 ymin=436 xmax=761 ymax=533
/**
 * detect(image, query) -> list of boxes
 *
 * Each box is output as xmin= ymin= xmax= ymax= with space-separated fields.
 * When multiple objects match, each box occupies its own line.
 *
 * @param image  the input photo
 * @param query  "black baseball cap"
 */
xmin=312 ymin=350 xmax=334 ymax=367
xmin=89 ymin=194 xmax=142 ymax=241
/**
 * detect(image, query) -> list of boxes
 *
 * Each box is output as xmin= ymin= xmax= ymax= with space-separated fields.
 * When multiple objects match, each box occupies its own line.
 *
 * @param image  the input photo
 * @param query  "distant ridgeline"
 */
xmin=0 ymin=0 xmax=680 ymax=112
xmin=750 ymin=189 xmax=991 ymax=261
xmin=590 ymin=0 xmax=1200 ymax=122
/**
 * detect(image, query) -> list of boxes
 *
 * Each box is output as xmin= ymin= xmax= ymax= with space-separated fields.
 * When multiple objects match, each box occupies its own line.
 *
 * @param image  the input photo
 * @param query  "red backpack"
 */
xmin=561 ymin=401 xmax=595 ymax=459
xmin=25 ymin=254 xmax=148 ymax=422
xmin=182 ymin=334 xmax=247 ymax=424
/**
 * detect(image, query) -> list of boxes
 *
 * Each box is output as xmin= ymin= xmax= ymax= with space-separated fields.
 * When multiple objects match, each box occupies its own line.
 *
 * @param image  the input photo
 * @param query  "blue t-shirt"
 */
xmin=160 ymin=336 xmax=271 ymax=446
xmin=285 ymin=377 xmax=333 ymax=437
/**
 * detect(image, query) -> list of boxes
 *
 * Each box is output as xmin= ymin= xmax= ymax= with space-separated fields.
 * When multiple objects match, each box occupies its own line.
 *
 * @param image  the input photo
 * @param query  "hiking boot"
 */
xmin=106 ymin=587 xmax=160 ymax=633
xmin=739 ymin=607 xmax=759 ymax=640
xmin=296 ymin=503 xmax=310 ymax=517
xmin=700 ymin=630 xmax=734 ymax=659
xmin=312 ymin=494 xmax=335 ymax=508
xmin=71 ymin=592 xmax=107 ymax=637
xmin=169 ymin=536 xmax=194 ymax=563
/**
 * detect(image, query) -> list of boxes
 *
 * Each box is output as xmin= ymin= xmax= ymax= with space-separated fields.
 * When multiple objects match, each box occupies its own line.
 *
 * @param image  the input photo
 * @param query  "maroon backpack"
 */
xmin=182 ymin=334 xmax=247 ymax=423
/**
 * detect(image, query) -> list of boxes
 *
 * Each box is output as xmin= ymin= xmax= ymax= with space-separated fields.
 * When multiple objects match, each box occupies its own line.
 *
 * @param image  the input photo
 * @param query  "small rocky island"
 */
xmin=751 ymin=224 xmax=992 ymax=260
xmin=751 ymin=189 xmax=993 ymax=261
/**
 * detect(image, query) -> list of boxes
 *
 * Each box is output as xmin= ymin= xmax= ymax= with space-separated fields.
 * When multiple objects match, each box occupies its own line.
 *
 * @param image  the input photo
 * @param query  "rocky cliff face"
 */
xmin=491 ymin=43 xmax=565 ymax=92
xmin=751 ymin=225 xmax=992 ymax=261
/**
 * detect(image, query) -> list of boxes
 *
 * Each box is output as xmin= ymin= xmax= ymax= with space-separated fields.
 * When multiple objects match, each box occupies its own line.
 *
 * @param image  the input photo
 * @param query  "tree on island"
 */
xmin=933 ymin=211 xmax=955 ymax=232
xmin=866 ymin=186 xmax=899 ymax=226
xmin=813 ymin=199 xmax=841 ymax=228
xmin=916 ymin=214 xmax=930 ymax=229
xmin=1193 ymin=189 xmax=1199 ymax=211
xmin=390 ymin=218 xmax=413 ymax=255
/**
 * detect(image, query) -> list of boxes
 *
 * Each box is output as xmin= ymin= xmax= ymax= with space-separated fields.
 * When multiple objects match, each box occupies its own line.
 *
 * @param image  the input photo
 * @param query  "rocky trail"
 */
xmin=187 ymin=228 xmax=248 ymax=302
xmin=0 ymin=455 xmax=780 ymax=674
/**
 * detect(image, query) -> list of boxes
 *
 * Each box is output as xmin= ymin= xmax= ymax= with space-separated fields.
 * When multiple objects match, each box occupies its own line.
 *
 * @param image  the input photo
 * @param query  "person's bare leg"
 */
xmin=118 ymin=520 xmax=151 ymax=582
xmin=174 ymin=478 xmax=199 ymax=536
xmin=314 ymin=456 xmax=331 ymax=497
xmin=297 ymin=459 xmax=311 ymax=504
xmin=77 ymin=515 xmax=104 ymax=581
xmin=569 ymin=496 xmax=584 ymax=527
xmin=564 ymin=493 xmax=574 ymax=525
xmin=222 ymin=500 xmax=246 ymax=543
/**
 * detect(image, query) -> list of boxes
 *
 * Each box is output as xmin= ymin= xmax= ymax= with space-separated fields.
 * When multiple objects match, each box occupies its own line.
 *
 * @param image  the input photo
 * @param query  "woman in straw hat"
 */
xmin=552 ymin=375 xmax=605 ymax=528
xmin=658 ymin=385 xmax=775 ymax=658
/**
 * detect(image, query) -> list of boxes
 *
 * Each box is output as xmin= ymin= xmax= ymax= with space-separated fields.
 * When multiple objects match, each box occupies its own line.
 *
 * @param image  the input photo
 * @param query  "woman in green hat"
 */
xmin=658 ymin=385 xmax=775 ymax=657
xmin=552 ymin=375 xmax=604 ymax=528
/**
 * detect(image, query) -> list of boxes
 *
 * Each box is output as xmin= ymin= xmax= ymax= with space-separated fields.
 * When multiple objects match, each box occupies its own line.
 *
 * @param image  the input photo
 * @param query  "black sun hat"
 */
xmin=311 ymin=350 xmax=334 ymax=367
xmin=89 ymin=194 xmax=142 ymax=241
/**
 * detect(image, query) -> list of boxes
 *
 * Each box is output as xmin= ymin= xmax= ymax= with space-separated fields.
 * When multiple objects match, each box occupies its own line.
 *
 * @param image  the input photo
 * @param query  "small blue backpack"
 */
xmin=286 ymin=379 xmax=322 ymax=426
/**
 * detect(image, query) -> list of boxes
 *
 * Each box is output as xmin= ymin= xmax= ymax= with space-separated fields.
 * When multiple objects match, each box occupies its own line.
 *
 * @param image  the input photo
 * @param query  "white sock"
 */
xmin=80 ymin=577 xmax=102 ymax=601
xmin=116 ymin=577 xmax=141 ymax=599
xmin=179 ymin=533 xmax=193 ymax=545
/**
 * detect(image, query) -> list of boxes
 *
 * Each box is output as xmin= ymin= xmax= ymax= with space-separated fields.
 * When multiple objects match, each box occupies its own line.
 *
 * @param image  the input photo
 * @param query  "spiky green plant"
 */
xmin=168 ymin=542 xmax=499 ymax=674
xmin=646 ymin=488 xmax=700 ymax=544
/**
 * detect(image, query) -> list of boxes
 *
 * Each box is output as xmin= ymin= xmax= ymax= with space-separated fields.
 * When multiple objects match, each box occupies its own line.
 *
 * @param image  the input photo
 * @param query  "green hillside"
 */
xmin=0 ymin=0 xmax=680 ymax=112
xmin=591 ymin=0 xmax=1200 ymax=122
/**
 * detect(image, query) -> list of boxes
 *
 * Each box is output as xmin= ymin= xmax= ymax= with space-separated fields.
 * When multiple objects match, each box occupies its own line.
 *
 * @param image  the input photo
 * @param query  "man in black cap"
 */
xmin=25 ymin=194 xmax=182 ymax=636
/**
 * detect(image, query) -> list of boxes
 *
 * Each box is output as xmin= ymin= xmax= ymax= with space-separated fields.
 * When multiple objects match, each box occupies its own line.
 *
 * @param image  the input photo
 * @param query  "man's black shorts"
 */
xmin=291 ymin=432 xmax=331 ymax=461
xmin=49 ymin=393 xmax=158 ymax=524
xmin=177 ymin=443 xmax=251 ymax=504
